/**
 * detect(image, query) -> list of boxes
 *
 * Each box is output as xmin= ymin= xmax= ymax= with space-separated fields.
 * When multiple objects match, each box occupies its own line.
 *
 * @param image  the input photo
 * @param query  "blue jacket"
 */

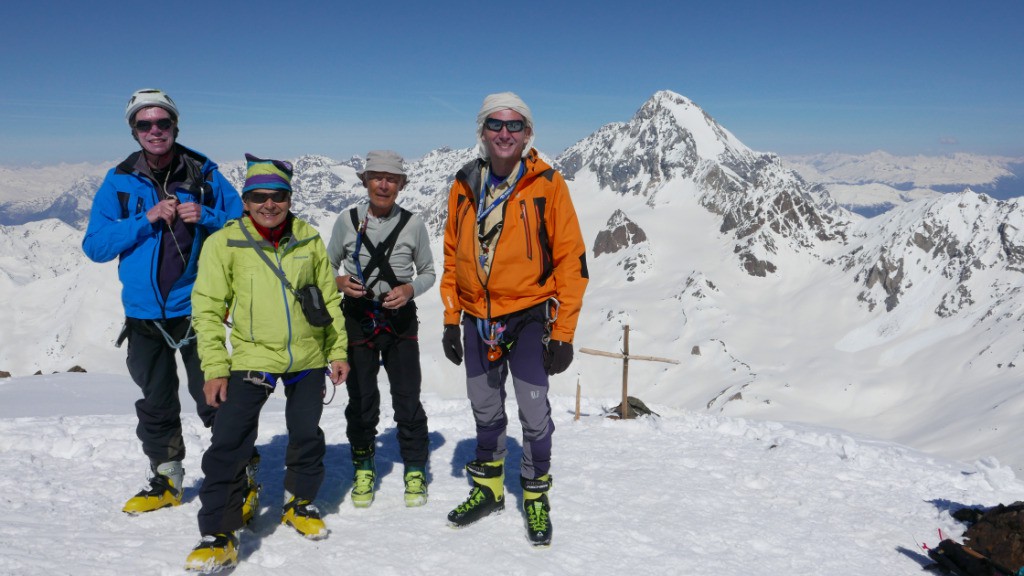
xmin=82 ymin=144 xmax=242 ymax=320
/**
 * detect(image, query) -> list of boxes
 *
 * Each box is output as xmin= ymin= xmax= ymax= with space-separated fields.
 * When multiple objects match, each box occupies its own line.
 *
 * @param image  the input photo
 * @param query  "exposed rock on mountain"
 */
xmin=593 ymin=210 xmax=647 ymax=257
xmin=842 ymin=191 xmax=1024 ymax=322
xmin=560 ymin=90 xmax=849 ymax=277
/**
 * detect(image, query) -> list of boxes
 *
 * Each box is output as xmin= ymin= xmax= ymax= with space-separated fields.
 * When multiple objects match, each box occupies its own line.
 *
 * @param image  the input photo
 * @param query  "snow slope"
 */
xmin=0 ymin=373 xmax=1020 ymax=575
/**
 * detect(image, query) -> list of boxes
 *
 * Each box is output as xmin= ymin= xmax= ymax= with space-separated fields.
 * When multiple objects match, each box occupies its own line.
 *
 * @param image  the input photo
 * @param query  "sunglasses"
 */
xmin=245 ymin=190 xmax=290 ymax=204
xmin=134 ymin=118 xmax=174 ymax=132
xmin=484 ymin=118 xmax=526 ymax=133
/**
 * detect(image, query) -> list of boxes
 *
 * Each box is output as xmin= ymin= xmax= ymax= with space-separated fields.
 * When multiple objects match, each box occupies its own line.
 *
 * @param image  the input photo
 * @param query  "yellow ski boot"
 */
xmin=122 ymin=461 xmax=183 ymax=515
xmin=282 ymin=493 xmax=327 ymax=540
xmin=240 ymin=455 xmax=260 ymax=526
xmin=184 ymin=532 xmax=238 ymax=573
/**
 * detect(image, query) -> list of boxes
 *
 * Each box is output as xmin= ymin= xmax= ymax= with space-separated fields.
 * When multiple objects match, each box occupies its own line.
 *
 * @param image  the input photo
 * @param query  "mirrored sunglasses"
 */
xmin=134 ymin=118 xmax=174 ymax=132
xmin=484 ymin=118 xmax=525 ymax=133
xmin=246 ymin=190 xmax=290 ymax=204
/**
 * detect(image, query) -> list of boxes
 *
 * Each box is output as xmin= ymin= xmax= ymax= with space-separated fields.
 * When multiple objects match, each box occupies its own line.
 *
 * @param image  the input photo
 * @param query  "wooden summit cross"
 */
xmin=579 ymin=325 xmax=679 ymax=419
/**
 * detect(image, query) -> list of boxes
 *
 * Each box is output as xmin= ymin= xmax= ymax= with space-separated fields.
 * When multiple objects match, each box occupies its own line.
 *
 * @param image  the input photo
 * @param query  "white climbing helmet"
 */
xmin=125 ymin=88 xmax=179 ymax=126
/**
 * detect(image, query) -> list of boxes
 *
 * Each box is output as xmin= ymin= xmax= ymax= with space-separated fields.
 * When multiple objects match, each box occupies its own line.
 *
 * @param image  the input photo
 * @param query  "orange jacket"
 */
xmin=440 ymin=149 xmax=589 ymax=343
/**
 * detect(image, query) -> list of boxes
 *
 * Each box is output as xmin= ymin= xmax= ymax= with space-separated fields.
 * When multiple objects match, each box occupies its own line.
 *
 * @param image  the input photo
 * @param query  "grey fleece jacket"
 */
xmin=326 ymin=203 xmax=436 ymax=298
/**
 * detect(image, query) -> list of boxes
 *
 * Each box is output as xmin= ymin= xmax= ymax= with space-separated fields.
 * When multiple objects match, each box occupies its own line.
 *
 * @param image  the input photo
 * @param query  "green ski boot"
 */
xmin=403 ymin=466 xmax=428 ymax=507
xmin=350 ymin=446 xmax=376 ymax=508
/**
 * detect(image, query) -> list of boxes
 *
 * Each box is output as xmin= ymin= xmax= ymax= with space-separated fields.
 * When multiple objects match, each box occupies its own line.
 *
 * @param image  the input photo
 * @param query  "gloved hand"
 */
xmin=543 ymin=339 xmax=573 ymax=375
xmin=442 ymin=324 xmax=463 ymax=365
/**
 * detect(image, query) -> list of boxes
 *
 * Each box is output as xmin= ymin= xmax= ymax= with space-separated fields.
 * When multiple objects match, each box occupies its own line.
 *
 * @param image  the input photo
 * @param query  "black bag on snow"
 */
xmin=927 ymin=539 xmax=1017 ymax=576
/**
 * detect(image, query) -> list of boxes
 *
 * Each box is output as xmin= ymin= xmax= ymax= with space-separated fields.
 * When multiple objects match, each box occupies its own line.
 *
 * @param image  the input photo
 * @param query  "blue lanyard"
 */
xmin=353 ymin=213 xmax=369 ymax=285
xmin=477 ymin=162 xmax=525 ymax=223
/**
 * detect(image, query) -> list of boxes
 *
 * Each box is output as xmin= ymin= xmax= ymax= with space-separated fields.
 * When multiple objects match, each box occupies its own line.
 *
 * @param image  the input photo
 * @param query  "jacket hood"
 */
xmin=116 ymin=143 xmax=217 ymax=179
xmin=455 ymin=148 xmax=553 ymax=204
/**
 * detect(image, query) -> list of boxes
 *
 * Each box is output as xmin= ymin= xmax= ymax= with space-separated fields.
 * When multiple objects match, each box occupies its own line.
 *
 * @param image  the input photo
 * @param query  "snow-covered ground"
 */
xmin=4 ymin=97 xmax=1024 ymax=574
xmin=0 ymin=372 xmax=1021 ymax=575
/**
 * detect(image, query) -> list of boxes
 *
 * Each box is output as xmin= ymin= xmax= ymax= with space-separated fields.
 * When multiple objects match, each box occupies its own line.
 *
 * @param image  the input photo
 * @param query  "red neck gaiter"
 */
xmin=248 ymin=213 xmax=291 ymax=248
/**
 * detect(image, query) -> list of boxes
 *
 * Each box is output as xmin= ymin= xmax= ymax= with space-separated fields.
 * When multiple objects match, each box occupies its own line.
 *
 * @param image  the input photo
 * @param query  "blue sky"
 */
xmin=1 ymin=0 xmax=1021 ymax=167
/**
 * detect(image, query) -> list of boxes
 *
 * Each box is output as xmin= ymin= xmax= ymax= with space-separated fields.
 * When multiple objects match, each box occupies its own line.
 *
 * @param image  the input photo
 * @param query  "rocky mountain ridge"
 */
xmin=4 ymin=91 xmax=1024 ymax=470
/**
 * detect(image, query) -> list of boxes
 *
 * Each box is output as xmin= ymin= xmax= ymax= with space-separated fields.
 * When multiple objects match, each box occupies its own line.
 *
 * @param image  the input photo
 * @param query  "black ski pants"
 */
xmin=124 ymin=316 xmax=215 ymax=466
xmin=342 ymin=299 xmax=429 ymax=468
xmin=197 ymin=369 xmax=326 ymax=535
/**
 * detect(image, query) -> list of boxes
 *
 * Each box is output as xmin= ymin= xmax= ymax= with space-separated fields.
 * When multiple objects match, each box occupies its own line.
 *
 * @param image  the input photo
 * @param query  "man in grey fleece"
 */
xmin=327 ymin=150 xmax=436 ymax=508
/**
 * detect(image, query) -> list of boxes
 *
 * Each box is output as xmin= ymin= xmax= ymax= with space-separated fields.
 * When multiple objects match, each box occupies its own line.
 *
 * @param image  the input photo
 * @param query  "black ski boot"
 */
xmin=522 ymin=475 xmax=553 ymax=546
xmin=447 ymin=460 xmax=504 ymax=527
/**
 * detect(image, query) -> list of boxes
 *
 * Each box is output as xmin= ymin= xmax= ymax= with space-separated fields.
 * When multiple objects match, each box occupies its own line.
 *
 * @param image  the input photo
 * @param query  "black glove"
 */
xmin=442 ymin=324 xmax=463 ymax=365
xmin=543 ymin=339 xmax=573 ymax=375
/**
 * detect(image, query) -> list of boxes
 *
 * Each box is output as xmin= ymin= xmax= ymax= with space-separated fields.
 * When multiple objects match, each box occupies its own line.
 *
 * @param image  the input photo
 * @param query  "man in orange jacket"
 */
xmin=440 ymin=92 xmax=588 ymax=546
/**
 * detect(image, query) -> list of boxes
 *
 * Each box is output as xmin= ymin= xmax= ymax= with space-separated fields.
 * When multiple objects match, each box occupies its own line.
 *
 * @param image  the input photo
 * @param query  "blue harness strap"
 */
xmin=242 ymin=369 xmax=313 ymax=391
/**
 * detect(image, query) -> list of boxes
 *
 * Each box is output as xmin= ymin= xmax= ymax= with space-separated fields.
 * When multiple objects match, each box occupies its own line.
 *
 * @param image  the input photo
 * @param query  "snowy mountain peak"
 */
xmin=844 ymin=191 xmax=1024 ymax=320
xmin=555 ymin=91 xmax=847 ymax=277
xmin=556 ymin=90 xmax=753 ymax=200
xmin=638 ymin=89 xmax=753 ymax=159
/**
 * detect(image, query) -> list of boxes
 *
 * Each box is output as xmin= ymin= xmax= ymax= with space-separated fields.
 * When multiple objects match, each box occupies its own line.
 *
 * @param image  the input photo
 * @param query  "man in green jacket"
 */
xmin=185 ymin=155 xmax=349 ymax=573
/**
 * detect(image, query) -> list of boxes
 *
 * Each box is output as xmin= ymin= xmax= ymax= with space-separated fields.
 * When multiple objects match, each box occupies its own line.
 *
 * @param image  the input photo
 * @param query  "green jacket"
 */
xmin=192 ymin=215 xmax=347 ymax=380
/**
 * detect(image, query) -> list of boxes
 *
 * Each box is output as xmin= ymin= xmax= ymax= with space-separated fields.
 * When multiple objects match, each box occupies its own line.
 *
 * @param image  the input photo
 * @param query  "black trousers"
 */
xmin=197 ymin=369 xmax=326 ymax=535
xmin=342 ymin=299 xmax=429 ymax=468
xmin=124 ymin=316 xmax=214 ymax=465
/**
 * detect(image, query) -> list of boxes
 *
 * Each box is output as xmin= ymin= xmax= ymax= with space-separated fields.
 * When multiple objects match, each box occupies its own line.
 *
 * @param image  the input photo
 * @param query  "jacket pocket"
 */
xmin=519 ymin=200 xmax=533 ymax=261
xmin=233 ymin=263 xmax=258 ymax=342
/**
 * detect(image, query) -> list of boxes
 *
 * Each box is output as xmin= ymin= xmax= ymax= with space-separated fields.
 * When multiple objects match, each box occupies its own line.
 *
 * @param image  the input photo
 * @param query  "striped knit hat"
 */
xmin=242 ymin=153 xmax=293 ymax=196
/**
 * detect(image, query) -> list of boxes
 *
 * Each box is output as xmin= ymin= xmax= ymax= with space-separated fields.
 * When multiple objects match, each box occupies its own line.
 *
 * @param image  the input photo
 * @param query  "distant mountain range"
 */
xmin=4 ymin=90 xmax=1024 ymax=470
xmin=2 ymin=118 xmax=1020 ymax=228
xmin=785 ymin=151 xmax=1024 ymax=216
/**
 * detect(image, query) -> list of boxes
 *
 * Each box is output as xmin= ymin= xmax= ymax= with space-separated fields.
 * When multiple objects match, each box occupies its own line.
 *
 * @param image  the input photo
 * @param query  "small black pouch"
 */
xmin=295 ymin=284 xmax=333 ymax=327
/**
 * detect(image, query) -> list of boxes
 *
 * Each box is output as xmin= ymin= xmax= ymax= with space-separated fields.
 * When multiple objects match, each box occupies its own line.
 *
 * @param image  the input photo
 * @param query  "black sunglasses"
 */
xmin=134 ymin=118 xmax=174 ymax=132
xmin=246 ymin=190 xmax=290 ymax=204
xmin=484 ymin=118 xmax=525 ymax=133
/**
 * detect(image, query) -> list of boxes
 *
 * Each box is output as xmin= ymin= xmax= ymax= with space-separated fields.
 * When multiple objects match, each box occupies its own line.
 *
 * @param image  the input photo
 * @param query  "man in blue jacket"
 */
xmin=82 ymin=88 xmax=243 ymax=514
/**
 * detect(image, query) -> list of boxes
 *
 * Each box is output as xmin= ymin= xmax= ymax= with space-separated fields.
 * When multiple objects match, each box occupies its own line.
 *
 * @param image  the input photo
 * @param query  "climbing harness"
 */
xmin=542 ymin=297 xmax=560 ymax=346
xmin=477 ymin=297 xmax=560 ymax=362
xmin=152 ymin=317 xmax=197 ymax=350
xmin=476 ymin=317 xmax=508 ymax=362
xmin=352 ymin=213 xmax=375 ymax=300
xmin=346 ymin=206 xmax=416 ymax=351
xmin=242 ymin=368 xmax=336 ymax=405
xmin=322 ymin=368 xmax=337 ymax=405
xmin=349 ymin=207 xmax=412 ymax=302
xmin=242 ymin=369 xmax=312 ymax=392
